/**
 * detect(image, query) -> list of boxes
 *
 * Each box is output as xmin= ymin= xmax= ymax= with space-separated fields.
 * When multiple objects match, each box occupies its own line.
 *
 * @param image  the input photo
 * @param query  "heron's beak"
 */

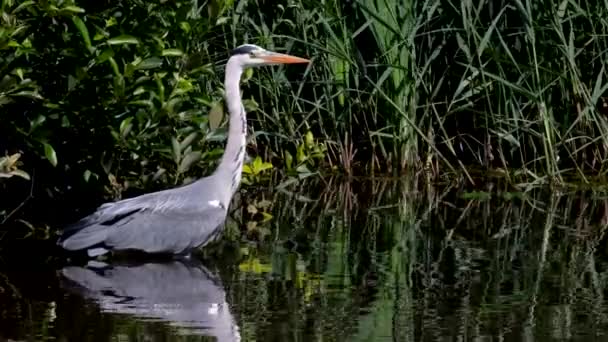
xmin=261 ymin=52 xmax=310 ymax=64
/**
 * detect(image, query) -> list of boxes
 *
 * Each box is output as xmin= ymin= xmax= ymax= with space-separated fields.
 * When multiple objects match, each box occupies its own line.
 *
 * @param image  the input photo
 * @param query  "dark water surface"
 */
xmin=2 ymin=179 xmax=608 ymax=341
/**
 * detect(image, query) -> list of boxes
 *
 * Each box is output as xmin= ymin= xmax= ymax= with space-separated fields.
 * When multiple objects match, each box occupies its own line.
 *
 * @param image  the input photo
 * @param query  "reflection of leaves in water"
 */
xmin=229 ymin=178 xmax=608 ymax=341
xmin=4 ymin=179 xmax=608 ymax=340
xmin=238 ymin=255 xmax=272 ymax=274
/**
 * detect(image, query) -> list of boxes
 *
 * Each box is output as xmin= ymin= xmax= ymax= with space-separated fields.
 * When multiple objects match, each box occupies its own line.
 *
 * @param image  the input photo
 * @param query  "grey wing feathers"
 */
xmin=59 ymin=186 xmax=227 ymax=254
xmin=104 ymin=208 xmax=226 ymax=253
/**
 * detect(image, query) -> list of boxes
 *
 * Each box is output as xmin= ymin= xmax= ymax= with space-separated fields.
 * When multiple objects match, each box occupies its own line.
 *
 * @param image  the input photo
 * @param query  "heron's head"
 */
xmin=229 ymin=44 xmax=309 ymax=68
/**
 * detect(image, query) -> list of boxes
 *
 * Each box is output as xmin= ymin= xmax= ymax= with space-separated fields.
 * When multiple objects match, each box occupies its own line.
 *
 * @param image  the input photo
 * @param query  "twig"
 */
xmin=1 ymin=170 xmax=34 ymax=225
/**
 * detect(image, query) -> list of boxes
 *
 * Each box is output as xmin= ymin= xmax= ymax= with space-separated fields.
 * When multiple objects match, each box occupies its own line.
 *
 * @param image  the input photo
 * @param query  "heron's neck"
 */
xmin=217 ymin=59 xmax=246 ymax=198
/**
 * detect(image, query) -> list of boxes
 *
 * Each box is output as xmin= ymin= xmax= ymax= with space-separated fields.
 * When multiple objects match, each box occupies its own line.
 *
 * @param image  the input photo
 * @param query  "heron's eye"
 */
xmin=249 ymin=52 xmax=256 ymax=58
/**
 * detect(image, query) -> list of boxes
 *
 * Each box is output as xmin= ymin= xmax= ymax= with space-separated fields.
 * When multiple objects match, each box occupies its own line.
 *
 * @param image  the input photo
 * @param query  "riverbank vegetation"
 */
xmin=3 ymin=0 xmax=608 ymax=225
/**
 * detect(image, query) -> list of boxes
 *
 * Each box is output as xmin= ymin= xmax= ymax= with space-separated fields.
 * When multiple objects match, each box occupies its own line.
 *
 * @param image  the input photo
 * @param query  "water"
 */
xmin=2 ymin=179 xmax=608 ymax=341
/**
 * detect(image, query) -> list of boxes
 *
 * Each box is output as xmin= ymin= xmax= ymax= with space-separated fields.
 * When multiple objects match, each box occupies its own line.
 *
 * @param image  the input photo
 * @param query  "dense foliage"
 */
xmin=3 ymin=0 xmax=608 ymax=224
xmin=0 ymin=0 xmax=322 ymax=222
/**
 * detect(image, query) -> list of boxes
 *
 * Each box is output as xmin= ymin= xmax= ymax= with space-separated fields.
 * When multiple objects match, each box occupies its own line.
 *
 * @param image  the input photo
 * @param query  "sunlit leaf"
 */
xmin=105 ymin=17 xmax=117 ymax=27
xmin=296 ymin=143 xmax=306 ymax=163
xmin=152 ymin=168 xmax=166 ymax=181
xmin=62 ymin=5 xmax=85 ymax=13
xmin=208 ymin=102 xmax=224 ymax=130
xmin=305 ymin=131 xmax=314 ymax=147
xmin=107 ymin=35 xmax=139 ymax=45
xmin=284 ymin=151 xmax=293 ymax=170
xmin=6 ymin=169 xmax=30 ymax=180
xmin=171 ymin=137 xmax=181 ymax=163
xmin=253 ymin=156 xmax=262 ymax=171
xmin=180 ymin=132 xmax=198 ymax=151
xmin=119 ymin=117 xmax=133 ymax=138
xmin=43 ymin=143 xmax=57 ymax=167
xmin=162 ymin=49 xmax=184 ymax=57
xmin=179 ymin=22 xmax=191 ymax=33
xmin=178 ymin=151 xmax=201 ymax=173
xmin=14 ymin=68 xmax=24 ymax=80
xmin=11 ymin=169 xmax=29 ymax=179
xmin=242 ymin=165 xmax=253 ymax=174
xmin=216 ymin=17 xmax=229 ymax=25
xmin=133 ymin=86 xmax=145 ymax=96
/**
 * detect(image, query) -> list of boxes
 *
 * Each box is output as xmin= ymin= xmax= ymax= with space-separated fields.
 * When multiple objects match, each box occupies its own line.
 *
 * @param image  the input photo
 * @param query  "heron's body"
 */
xmin=58 ymin=44 xmax=309 ymax=257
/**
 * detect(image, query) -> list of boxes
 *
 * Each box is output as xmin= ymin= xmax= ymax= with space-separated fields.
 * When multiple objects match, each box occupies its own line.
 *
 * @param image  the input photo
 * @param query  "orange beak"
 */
xmin=261 ymin=53 xmax=310 ymax=64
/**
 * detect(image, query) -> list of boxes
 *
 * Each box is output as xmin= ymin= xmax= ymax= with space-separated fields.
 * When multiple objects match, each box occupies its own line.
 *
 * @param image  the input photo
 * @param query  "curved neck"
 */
xmin=216 ymin=58 xmax=247 ymax=198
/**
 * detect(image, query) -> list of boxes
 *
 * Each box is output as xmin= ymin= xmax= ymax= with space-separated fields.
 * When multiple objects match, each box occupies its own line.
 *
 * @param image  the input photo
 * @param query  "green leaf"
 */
xmin=252 ymin=156 xmax=262 ymax=171
xmin=14 ymin=68 xmax=24 ymax=80
xmin=178 ymin=151 xmax=201 ymax=173
xmin=119 ymin=117 xmax=133 ymax=138
xmin=216 ymin=17 xmax=229 ymax=25
xmin=152 ymin=168 xmax=166 ymax=181
xmin=136 ymin=57 xmax=163 ymax=70
xmin=14 ymin=1 xmax=35 ymax=13
xmin=71 ymin=17 xmax=93 ymax=52
xmin=171 ymin=137 xmax=181 ymax=163
xmin=257 ymin=162 xmax=273 ymax=172
xmin=43 ymin=143 xmax=58 ymax=167
xmin=296 ymin=143 xmax=307 ymax=163
xmin=107 ymin=35 xmax=139 ymax=45
xmin=180 ymin=132 xmax=198 ymax=151
xmin=14 ymin=91 xmax=42 ymax=100
xmin=62 ymin=5 xmax=85 ymax=13
xmin=296 ymin=164 xmax=311 ymax=174
xmin=105 ymin=17 xmax=117 ymax=28
xmin=83 ymin=170 xmax=92 ymax=182
xmin=179 ymin=22 xmax=191 ymax=33
xmin=208 ymin=102 xmax=224 ymax=129
xmin=162 ymin=49 xmax=184 ymax=57
xmin=9 ymin=169 xmax=30 ymax=180
xmin=261 ymin=212 xmax=273 ymax=222
xmin=284 ymin=151 xmax=293 ymax=170
xmin=305 ymin=131 xmax=314 ymax=147
xmin=242 ymin=165 xmax=253 ymax=174
xmin=133 ymin=86 xmax=145 ymax=96
xmin=96 ymin=48 xmax=114 ymax=63
xmin=107 ymin=57 xmax=120 ymax=76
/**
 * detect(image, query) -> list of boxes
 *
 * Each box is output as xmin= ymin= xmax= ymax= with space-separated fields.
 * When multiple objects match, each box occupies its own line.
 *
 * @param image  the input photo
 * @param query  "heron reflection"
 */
xmin=60 ymin=259 xmax=241 ymax=341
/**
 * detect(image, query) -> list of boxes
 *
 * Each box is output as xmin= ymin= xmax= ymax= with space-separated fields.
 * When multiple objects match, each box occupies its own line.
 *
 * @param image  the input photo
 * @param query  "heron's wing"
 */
xmin=103 ymin=206 xmax=226 ymax=253
xmin=59 ymin=189 xmax=227 ymax=253
xmin=61 ymin=191 xmax=163 ymax=234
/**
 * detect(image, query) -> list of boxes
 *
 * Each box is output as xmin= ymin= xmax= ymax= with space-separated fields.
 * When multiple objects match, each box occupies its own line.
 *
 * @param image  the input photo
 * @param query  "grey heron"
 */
xmin=58 ymin=44 xmax=309 ymax=257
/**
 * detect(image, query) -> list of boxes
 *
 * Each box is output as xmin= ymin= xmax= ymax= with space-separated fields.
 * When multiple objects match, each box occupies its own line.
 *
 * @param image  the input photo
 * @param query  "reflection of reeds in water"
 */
xmin=3 ymin=182 xmax=608 ymax=340
xmin=414 ymin=188 xmax=608 ymax=340
xmin=230 ymin=177 xmax=420 ymax=341
xmin=229 ymin=179 xmax=608 ymax=341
